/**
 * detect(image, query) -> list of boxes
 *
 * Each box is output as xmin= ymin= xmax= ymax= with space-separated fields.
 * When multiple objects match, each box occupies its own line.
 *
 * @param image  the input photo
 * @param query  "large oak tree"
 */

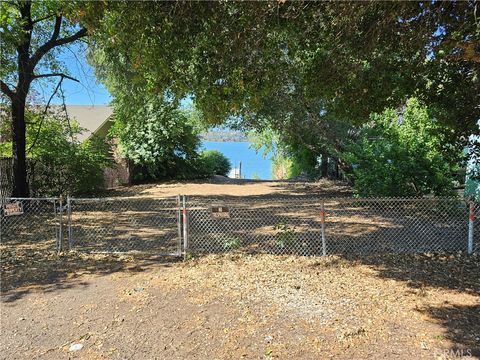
xmin=0 ymin=0 xmax=101 ymax=196
xmin=92 ymin=1 xmax=478 ymax=165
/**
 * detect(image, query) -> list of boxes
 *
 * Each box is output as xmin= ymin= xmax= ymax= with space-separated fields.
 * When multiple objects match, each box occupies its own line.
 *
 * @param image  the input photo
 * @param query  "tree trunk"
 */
xmin=1 ymin=2 xmax=87 ymax=197
xmin=321 ymin=151 xmax=328 ymax=178
xmin=11 ymin=96 xmax=29 ymax=197
xmin=334 ymin=158 xmax=339 ymax=179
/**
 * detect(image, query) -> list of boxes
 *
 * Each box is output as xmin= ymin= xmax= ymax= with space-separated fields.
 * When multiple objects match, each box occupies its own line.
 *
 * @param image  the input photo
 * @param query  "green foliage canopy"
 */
xmin=111 ymin=97 xmax=201 ymax=180
xmin=344 ymin=98 xmax=461 ymax=197
xmin=89 ymin=1 xmax=478 ymax=189
xmin=91 ymin=1 xmax=478 ymax=137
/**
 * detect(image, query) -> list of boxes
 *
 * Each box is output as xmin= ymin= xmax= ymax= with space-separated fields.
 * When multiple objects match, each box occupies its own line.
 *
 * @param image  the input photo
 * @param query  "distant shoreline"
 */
xmin=200 ymin=131 xmax=249 ymax=142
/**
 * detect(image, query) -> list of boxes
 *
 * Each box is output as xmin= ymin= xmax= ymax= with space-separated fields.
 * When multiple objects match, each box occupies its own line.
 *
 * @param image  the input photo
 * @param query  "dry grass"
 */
xmin=3 ymin=251 xmax=478 ymax=359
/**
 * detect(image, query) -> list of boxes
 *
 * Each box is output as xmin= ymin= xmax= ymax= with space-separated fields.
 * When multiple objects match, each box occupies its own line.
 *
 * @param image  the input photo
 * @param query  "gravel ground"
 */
xmin=1 ymin=253 xmax=479 ymax=359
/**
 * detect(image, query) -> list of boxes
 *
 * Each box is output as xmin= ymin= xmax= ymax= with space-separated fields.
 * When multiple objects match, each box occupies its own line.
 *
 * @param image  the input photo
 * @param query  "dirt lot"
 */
xmin=102 ymin=177 xmax=352 ymax=198
xmin=1 ymin=180 xmax=479 ymax=359
xmin=1 ymin=253 xmax=479 ymax=360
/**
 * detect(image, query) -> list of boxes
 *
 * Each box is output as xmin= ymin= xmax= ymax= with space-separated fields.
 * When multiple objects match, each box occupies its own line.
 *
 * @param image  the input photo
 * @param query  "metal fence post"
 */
xmin=177 ymin=195 xmax=182 ymax=256
xmin=182 ymin=195 xmax=189 ymax=258
xmin=58 ymin=197 xmax=63 ymax=252
xmin=468 ymin=202 xmax=474 ymax=255
xmin=67 ymin=196 xmax=72 ymax=251
xmin=321 ymin=201 xmax=326 ymax=256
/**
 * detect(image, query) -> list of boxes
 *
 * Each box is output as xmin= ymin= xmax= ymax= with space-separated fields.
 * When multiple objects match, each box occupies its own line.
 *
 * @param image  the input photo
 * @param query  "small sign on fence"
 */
xmin=3 ymin=202 xmax=24 ymax=216
xmin=211 ymin=206 xmax=230 ymax=219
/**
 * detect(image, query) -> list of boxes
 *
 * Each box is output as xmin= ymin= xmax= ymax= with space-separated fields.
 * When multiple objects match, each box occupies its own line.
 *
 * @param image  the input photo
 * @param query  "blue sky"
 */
xmin=38 ymin=43 xmax=112 ymax=105
xmin=36 ymin=43 xmax=197 ymax=107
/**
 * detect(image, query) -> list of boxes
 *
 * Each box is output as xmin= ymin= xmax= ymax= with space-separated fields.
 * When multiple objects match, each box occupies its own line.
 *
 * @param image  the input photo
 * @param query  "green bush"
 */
xmin=223 ymin=236 xmax=242 ymax=250
xmin=344 ymin=98 xmax=460 ymax=197
xmin=113 ymin=98 xmax=202 ymax=181
xmin=31 ymin=118 xmax=110 ymax=195
xmin=198 ymin=150 xmax=231 ymax=177
xmin=1 ymin=112 xmax=110 ymax=196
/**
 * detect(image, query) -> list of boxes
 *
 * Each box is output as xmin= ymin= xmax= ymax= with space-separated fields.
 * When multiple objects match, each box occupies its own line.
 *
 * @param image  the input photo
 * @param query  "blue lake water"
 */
xmin=201 ymin=141 xmax=272 ymax=180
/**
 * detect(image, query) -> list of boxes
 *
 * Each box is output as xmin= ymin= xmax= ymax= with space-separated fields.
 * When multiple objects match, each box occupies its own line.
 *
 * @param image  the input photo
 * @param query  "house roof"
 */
xmin=64 ymin=105 xmax=113 ymax=141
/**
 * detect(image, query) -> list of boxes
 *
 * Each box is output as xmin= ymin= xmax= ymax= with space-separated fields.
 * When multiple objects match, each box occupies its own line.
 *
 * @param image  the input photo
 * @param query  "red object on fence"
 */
xmin=183 ymin=208 xmax=187 ymax=223
xmin=320 ymin=207 xmax=325 ymax=224
xmin=470 ymin=203 xmax=475 ymax=222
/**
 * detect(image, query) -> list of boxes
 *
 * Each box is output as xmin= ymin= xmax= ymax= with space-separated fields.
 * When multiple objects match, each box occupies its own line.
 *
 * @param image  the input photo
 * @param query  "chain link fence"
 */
xmin=0 ymin=198 xmax=61 ymax=252
xmin=1 ymin=195 xmax=478 ymax=257
xmin=185 ymin=197 xmax=476 ymax=256
xmin=186 ymin=196 xmax=324 ymax=255
xmin=323 ymin=198 xmax=470 ymax=255
xmin=68 ymin=197 xmax=182 ymax=255
xmin=472 ymin=202 xmax=480 ymax=254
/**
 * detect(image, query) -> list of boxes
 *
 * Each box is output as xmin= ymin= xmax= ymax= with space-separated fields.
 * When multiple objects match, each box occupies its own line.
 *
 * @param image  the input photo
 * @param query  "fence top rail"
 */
xmin=325 ymin=197 xmax=465 ymax=202
xmin=3 ymin=197 xmax=59 ymax=201
xmin=1 ymin=195 xmax=471 ymax=203
xmin=185 ymin=195 xmax=465 ymax=202
xmin=69 ymin=195 xmax=180 ymax=202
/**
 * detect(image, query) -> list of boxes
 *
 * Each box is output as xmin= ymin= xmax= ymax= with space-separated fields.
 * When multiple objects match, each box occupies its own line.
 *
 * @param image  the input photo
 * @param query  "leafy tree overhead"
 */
xmin=90 ymin=1 xmax=478 ymax=187
xmin=91 ymin=1 xmax=478 ymax=135
xmin=3 ymin=1 xmax=477 ymax=194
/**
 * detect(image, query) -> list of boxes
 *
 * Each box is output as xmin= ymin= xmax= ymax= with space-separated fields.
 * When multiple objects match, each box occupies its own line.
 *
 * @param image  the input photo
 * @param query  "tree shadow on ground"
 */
xmin=98 ymin=178 xmax=353 ymax=199
xmin=337 ymin=253 xmax=480 ymax=296
xmin=313 ymin=253 xmax=480 ymax=355
xmin=0 ymin=249 xmax=180 ymax=303
xmin=419 ymin=304 xmax=480 ymax=357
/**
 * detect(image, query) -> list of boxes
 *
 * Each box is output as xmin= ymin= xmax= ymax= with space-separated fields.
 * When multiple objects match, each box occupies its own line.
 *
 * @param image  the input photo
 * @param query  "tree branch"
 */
xmin=32 ymin=13 xmax=57 ymax=24
xmin=52 ymin=27 xmax=88 ymax=47
xmin=0 ymin=80 xmax=15 ymax=99
xmin=50 ymin=15 xmax=62 ymax=42
xmin=29 ymin=21 xmax=88 ymax=70
xmin=27 ymin=77 xmax=65 ymax=153
xmin=33 ymin=73 xmax=80 ymax=82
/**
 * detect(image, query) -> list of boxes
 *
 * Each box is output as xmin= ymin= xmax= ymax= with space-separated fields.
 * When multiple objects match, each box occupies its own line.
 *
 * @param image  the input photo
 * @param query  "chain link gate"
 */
xmin=0 ymin=198 xmax=61 ymax=252
xmin=184 ymin=196 xmax=325 ymax=255
xmin=1 ymin=196 xmax=477 ymax=257
xmin=67 ymin=196 xmax=182 ymax=256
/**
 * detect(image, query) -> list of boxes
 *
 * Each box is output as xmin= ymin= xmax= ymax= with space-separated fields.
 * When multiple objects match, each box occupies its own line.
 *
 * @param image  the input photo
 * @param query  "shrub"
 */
xmin=113 ymin=98 xmax=202 ymax=181
xmin=198 ymin=150 xmax=231 ymax=177
xmin=223 ymin=236 xmax=242 ymax=250
xmin=1 ymin=112 xmax=110 ymax=196
xmin=29 ymin=118 xmax=110 ymax=195
xmin=344 ymin=98 xmax=460 ymax=197
xmin=274 ymin=222 xmax=296 ymax=249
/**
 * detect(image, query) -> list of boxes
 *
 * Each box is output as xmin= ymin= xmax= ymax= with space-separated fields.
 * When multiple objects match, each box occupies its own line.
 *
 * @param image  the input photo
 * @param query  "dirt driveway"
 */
xmin=102 ymin=177 xmax=352 ymax=198
xmin=1 ymin=253 xmax=479 ymax=360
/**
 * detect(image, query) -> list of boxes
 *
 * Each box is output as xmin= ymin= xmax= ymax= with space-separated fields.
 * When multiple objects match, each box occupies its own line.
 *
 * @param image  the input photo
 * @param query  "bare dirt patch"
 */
xmin=102 ymin=178 xmax=352 ymax=199
xmin=1 ymin=254 xmax=479 ymax=359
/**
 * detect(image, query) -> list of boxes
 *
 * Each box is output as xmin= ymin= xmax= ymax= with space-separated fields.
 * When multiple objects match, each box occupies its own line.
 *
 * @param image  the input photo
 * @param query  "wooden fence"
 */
xmin=0 ymin=157 xmax=12 ymax=202
xmin=0 ymin=157 xmax=130 ymax=201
